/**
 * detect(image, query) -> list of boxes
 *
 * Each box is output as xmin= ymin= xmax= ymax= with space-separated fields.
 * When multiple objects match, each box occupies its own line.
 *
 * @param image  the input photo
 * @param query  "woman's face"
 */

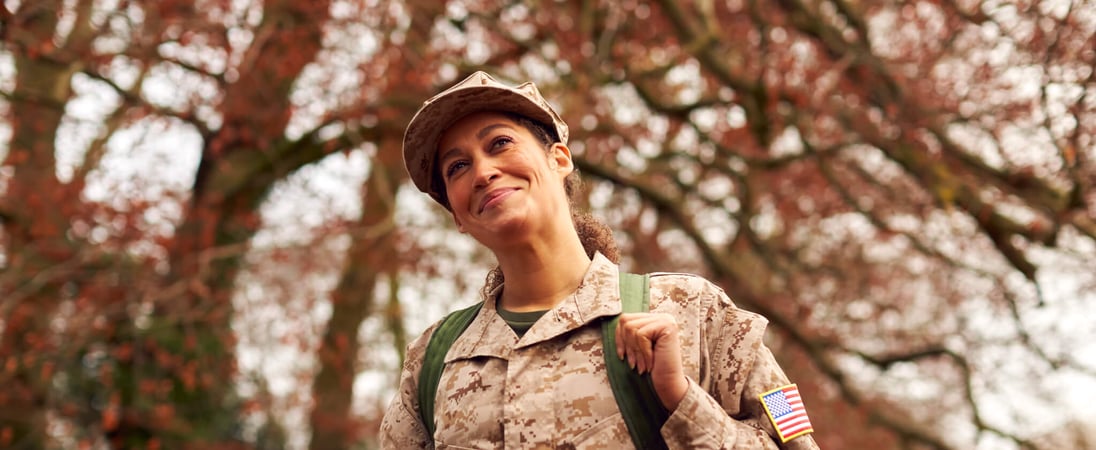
xmin=435 ymin=111 xmax=574 ymax=247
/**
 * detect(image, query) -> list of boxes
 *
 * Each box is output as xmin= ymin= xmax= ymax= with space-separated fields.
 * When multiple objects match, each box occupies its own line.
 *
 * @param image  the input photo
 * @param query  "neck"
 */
xmin=493 ymin=229 xmax=592 ymax=312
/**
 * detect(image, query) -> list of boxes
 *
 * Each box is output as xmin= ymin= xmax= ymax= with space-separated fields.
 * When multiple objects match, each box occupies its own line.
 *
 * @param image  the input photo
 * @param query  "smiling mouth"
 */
xmin=478 ymin=188 xmax=517 ymax=214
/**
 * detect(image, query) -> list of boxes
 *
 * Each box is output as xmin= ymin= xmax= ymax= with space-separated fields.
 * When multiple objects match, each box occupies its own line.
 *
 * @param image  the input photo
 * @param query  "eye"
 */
xmin=489 ymin=135 xmax=514 ymax=151
xmin=445 ymin=160 xmax=469 ymax=179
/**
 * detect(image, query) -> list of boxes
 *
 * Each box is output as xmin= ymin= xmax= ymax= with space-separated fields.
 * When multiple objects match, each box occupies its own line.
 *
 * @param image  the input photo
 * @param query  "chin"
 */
xmin=470 ymin=215 xmax=535 ymax=246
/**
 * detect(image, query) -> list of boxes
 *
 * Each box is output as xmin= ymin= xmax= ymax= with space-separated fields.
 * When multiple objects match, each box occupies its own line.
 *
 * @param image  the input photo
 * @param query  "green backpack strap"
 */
xmin=417 ymin=301 xmax=484 ymax=439
xmin=418 ymin=273 xmax=670 ymax=449
xmin=602 ymin=272 xmax=671 ymax=450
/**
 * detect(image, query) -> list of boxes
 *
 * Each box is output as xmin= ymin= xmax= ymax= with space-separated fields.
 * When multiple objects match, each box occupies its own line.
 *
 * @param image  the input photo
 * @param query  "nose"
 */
xmin=472 ymin=158 xmax=500 ymax=189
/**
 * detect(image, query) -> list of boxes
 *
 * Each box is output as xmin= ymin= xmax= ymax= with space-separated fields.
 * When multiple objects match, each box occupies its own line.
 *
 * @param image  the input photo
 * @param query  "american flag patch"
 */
xmin=760 ymin=384 xmax=814 ymax=442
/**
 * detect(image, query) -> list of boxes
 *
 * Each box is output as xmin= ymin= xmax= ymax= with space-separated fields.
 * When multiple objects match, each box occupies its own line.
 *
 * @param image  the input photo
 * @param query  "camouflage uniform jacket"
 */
xmin=380 ymin=253 xmax=820 ymax=449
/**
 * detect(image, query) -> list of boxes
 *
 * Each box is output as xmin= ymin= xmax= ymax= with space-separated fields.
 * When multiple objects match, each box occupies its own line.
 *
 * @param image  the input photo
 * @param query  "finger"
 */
xmin=619 ymin=314 xmax=677 ymax=372
xmin=639 ymin=328 xmax=656 ymax=373
xmin=633 ymin=315 xmax=679 ymax=373
xmin=618 ymin=321 xmax=640 ymax=370
xmin=641 ymin=326 xmax=663 ymax=373
xmin=639 ymin=334 xmax=653 ymax=373
xmin=620 ymin=315 xmax=655 ymax=373
xmin=617 ymin=315 xmax=637 ymax=369
xmin=624 ymin=328 xmax=642 ymax=372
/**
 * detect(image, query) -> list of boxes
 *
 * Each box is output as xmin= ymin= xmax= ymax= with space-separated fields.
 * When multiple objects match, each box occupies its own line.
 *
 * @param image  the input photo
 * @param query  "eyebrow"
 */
xmin=476 ymin=123 xmax=514 ymax=139
xmin=437 ymin=123 xmax=518 ymax=166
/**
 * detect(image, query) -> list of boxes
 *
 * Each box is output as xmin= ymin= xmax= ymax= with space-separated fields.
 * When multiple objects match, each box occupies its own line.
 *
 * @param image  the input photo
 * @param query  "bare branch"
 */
xmin=81 ymin=66 xmax=213 ymax=137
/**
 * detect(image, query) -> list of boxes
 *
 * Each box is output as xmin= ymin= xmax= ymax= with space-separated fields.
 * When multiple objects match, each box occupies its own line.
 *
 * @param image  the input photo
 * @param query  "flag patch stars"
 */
xmin=760 ymin=384 xmax=814 ymax=442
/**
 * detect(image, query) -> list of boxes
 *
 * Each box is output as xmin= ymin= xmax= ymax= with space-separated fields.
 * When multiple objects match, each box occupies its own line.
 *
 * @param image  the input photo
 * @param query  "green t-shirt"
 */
xmin=496 ymin=307 xmax=548 ymax=337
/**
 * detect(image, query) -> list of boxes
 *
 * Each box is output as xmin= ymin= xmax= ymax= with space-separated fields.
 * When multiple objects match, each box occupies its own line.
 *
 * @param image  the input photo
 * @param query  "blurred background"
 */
xmin=2 ymin=0 xmax=1095 ymax=449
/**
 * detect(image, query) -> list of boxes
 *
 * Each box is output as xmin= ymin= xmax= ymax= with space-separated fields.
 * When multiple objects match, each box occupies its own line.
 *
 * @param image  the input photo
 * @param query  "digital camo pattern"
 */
xmin=380 ymin=253 xmax=820 ymax=449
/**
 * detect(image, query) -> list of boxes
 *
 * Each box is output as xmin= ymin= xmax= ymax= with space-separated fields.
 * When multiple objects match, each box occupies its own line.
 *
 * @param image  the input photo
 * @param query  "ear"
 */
xmin=548 ymin=142 xmax=575 ymax=177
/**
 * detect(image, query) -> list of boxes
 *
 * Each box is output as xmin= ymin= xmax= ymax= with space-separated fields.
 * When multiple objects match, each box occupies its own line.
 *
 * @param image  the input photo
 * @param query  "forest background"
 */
xmin=2 ymin=0 xmax=1095 ymax=449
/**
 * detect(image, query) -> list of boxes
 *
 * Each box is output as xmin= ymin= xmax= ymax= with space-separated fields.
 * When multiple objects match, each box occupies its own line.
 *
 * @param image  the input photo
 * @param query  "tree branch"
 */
xmin=81 ymin=66 xmax=213 ymax=137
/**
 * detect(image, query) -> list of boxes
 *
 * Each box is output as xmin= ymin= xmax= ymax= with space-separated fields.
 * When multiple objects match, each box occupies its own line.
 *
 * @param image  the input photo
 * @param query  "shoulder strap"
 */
xmin=418 ymin=274 xmax=671 ymax=448
xmin=417 ymin=302 xmax=484 ymax=439
xmin=603 ymin=272 xmax=671 ymax=450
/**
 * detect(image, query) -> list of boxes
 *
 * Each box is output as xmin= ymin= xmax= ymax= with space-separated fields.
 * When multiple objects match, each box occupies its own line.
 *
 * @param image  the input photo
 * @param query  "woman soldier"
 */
xmin=380 ymin=71 xmax=819 ymax=449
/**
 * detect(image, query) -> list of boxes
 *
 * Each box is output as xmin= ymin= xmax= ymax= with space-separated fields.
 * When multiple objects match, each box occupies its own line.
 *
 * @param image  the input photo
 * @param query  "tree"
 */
xmin=1 ymin=1 xmax=1093 ymax=449
xmin=2 ymin=0 xmax=340 ymax=447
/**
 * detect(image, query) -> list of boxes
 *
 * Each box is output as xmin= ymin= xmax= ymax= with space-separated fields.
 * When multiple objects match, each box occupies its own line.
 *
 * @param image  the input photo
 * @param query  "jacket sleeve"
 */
xmin=659 ymin=282 xmax=820 ymax=450
xmin=379 ymin=325 xmax=436 ymax=450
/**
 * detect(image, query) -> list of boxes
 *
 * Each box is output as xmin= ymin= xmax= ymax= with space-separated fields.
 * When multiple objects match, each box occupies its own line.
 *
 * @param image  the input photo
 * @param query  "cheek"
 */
xmin=442 ymin=182 xmax=464 ymax=209
xmin=519 ymin=152 xmax=553 ymax=178
xmin=445 ymin=180 xmax=481 ymax=217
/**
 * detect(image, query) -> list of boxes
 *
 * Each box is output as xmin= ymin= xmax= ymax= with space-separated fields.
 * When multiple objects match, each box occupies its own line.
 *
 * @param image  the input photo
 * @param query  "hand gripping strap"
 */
xmin=418 ymin=272 xmax=669 ymax=448
xmin=417 ymin=302 xmax=484 ymax=439
xmin=603 ymin=272 xmax=671 ymax=450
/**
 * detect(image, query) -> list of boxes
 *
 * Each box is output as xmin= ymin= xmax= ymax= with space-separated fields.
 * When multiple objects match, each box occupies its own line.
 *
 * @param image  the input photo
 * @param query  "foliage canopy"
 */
xmin=1 ymin=1 xmax=1094 ymax=449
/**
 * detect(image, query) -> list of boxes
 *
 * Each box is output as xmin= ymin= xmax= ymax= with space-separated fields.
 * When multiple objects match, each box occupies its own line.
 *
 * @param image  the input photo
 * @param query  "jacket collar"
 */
xmin=445 ymin=252 xmax=622 ymax=362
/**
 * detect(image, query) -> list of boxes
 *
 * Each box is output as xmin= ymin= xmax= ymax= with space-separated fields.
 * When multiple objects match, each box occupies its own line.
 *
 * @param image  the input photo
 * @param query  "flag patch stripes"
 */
xmin=759 ymin=384 xmax=814 ymax=442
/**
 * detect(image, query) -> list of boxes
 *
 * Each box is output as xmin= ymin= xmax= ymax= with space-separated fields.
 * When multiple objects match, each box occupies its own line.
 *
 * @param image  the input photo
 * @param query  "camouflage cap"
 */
xmin=402 ymin=71 xmax=570 ymax=205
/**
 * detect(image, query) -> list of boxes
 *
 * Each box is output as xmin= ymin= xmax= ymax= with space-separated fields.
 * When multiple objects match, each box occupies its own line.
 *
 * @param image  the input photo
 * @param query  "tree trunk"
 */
xmin=307 ymin=2 xmax=445 ymax=446
xmin=309 ymin=136 xmax=404 ymax=449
